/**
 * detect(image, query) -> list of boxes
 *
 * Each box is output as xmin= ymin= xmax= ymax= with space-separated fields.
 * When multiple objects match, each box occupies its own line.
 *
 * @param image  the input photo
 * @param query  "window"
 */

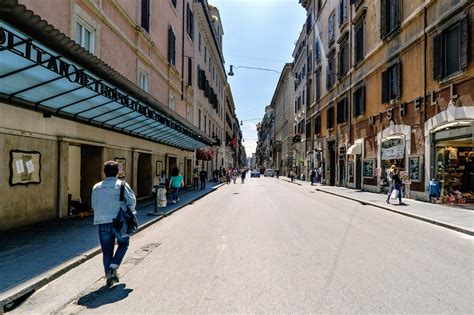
xmin=204 ymin=47 xmax=207 ymax=63
xmin=204 ymin=115 xmax=207 ymax=132
xmin=141 ymin=0 xmax=150 ymax=32
xmin=315 ymin=39 xmax=321 ymax=63
xmin=167 ymin=26 xmax=176 ymax=65
xmin=171 ymin=0 xmax=177 ymax=8
xmin=337 ymin=98 xmax=347 ymax=124
xmin=433 ymin=17 xmax=470 ymax=80
xmin=338 ymin=0 xmax=347 ymax=26
xmin=326 ymin=56 xmax=335 ymax=90
xmin=382 ymin=62 xmax=401 ymax=103
xmin=380 ymin=0 xmax=401 ymax=39
xmin=306 ymin=122 xmax=312 ymax=139
xmin=198 ymin=109 xmax=201 ymax=129
xmin=353 ymin=85 xmax=365 ymax=116
xmin=316 ymin=70 xmax=321 ymax=100
xmin=199 ymin=33 xmax=202 ymax=51
xmin=138 ymin=70 xmax=149 ymax=92
xmin=354 ymin=20 xmax=364 ymax=63
xmin=307 ymin=79 xmax=313 ymax=109
xmin=187 ymin=108 xmax=192 ymax=122
xmin=186 ymin=4 xmax=194 ymax=40
xmin=169 ymin=93 xmax=176 ymax=111
xmin=327 ymin=106 xmax=334 ymax=130
xmin=187 ymin=57 xmax=192 ymax=86
xmin=338 ymin=39 xmax=349 ymax=78
xmin=328 ymin=12 xmax=335 ymax=43
xmin=315 ymin=115 xmax=321 ymax=135
xmin=75 ymin=21 xmax=95 ymax=53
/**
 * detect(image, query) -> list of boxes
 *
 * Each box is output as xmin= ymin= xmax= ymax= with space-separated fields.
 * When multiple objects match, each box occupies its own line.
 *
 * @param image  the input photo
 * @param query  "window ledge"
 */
xmin=438 ymin=70 xmax=465 ymax=85
xmin=382 ymin=26 xmax=401 ymax=42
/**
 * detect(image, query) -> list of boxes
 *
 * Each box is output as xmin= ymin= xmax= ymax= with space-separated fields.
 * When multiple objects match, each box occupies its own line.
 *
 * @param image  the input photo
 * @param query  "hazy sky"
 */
xmin=208 ymin=0 xmax=306 ymax=156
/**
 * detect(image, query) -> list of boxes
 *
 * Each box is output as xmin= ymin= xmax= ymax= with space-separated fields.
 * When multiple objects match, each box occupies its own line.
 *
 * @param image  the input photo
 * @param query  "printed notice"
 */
xmin=25 ymin=160 xmax=35 ymax=174
xmin=16 ymin=160 xmax=25 ymax=174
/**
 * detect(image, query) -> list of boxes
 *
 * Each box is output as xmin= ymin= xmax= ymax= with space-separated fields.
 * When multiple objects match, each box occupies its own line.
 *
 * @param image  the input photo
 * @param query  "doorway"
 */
xmin=338 ymin=156 xmax=345 ymax=187
xmin=137 ymin=153 xmax=152 ymax=198
xmin=355 ymin=155 xmax=362 ymax=189
xmin=167 ymin=155 xmax=177 ymax=177
xmin=328 ymin=140 xmax=336 ymax=186
xmin=185 ymin=158 xmax=192 ymax=186
xmin=80 ymin=145 xmax=103 ymax=209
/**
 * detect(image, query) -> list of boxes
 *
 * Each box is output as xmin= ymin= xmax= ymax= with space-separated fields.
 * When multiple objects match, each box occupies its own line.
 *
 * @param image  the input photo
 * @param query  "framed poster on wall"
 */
xmin=156 ymin=161 xmax=163 ymax=176
xmin=9 ymin=150 xmax=41 ymax=185
xmin=408 ymin=155 xmax=422 ymax=182
xmin=115 ymin=157 xmax=126 ymax=178
xmin=363 ymin=159 xmax=375 ymax=178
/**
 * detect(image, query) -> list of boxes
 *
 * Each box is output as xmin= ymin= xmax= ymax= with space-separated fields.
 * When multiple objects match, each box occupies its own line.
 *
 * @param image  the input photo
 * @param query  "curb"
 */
xmin=314 ymin=188 xmax=474 ymax=236
xmin=280 ymin=178 xmax=303 ymax=186
xmin=0 ymin=183 xmax=225 ymax=312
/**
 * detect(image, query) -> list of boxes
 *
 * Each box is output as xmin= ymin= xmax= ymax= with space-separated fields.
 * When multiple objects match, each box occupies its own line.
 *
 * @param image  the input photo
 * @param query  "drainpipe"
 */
xmin=349 ymin=3 xmax=353 ymax=146
xmin=181 ymin=0 xmax=186 ymax=101
xmin=423 ymin=5 xmax=428 ymax=123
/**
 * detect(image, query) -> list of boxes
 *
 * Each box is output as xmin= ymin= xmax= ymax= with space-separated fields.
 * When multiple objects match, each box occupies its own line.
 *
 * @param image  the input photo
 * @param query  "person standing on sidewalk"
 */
xmin=310 ymin=168 xmax=316 ymax=186
xmin=390 ymin=168 xmax=404 ymax=205
xmin=199 ymin=168 xmax=207 ymax=190
xmin=169 ymin=167 xmax=184 ymax=203
xmin=193 ymin=168 xmax=199 ymax=190
xmin=92 ymin=161 xmax=136 ymax=287
xmin=386 ymin=165 xmax=395 ymax=204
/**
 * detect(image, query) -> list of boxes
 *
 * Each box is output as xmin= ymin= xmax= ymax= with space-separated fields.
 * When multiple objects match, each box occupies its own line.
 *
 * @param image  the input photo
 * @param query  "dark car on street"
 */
xmin=250 ymin=170 xmax=260 ymax=178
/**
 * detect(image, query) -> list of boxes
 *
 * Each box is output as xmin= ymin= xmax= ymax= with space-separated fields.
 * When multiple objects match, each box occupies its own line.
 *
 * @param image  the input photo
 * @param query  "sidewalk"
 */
xmin=0 ymin=182 xmax=223 ymax=310
xmin=280 ymin=176 xmax=474 ymax=236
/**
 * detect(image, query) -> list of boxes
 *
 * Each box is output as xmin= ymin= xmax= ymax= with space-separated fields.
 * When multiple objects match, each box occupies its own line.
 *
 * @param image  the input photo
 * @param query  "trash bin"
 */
xmin=156 ymin=184 xmax=167 ymax=208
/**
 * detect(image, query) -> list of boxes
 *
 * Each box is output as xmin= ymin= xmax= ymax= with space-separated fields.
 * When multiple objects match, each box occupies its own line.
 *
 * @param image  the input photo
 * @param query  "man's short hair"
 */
xmin=104 ymin=161 xmax=119 ymax=177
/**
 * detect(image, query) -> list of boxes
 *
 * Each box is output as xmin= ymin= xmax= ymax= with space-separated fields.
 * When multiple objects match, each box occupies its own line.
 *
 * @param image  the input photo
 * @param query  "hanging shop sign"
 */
xmin=381 ymin=144 xmax=405 ymax=160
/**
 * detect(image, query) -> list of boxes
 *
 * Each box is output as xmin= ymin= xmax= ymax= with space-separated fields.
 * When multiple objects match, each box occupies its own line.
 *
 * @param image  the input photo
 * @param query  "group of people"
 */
xmin=386 ymin=165 xmax=404 ymax=205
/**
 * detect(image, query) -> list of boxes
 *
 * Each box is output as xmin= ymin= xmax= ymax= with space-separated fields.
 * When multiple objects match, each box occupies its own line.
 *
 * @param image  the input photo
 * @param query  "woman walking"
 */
xmin=169 ymin=167 xmax=184 ymax=204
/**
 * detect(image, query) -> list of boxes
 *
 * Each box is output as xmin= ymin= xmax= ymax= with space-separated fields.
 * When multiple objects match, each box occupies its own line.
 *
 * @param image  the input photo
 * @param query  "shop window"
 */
xmin=75 ymin=21 xmax=95 ymax=53
xmin=382 ymin=62 xmax=401 ymax=103
xmin=337 ymin=98 xmax=347 ymax=124
xmin=433 ymin=17 xmax=470 ymax=80
xmin=353 ymin=85 xmax=365 ymax=116
xmin=328 ymin=12 xmax=335 ymax=44
xmin=167 ymin=26 xmax=176 ymax=66
xmin=354 ymin=19 xmax=364 ymax=63
xmin=186 ymin=3 xmax=194 ymax=40
xmin=327 ymin=106 xmax=334 ymax=130
xmin=380 ymin=0 xmax=401 ymax=39
xmin=338 ymin=39 xmax=349 ymax=78
xmin=138 ymin=70 xmax=149 ymax=92
xmin=140 ymin=0 xmax=150 ymax=33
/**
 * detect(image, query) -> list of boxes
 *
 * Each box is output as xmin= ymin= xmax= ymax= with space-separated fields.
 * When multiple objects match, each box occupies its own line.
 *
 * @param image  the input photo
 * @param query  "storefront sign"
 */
xmin=381 ymin=144 xmax=405 ymax=160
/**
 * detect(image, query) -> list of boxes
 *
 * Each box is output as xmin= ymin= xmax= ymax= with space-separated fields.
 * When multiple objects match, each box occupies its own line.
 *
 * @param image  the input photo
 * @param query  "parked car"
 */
xmin=250 ymin=170 xmax=260 ymax=178
xmin=264 ymin=169 xmax=275 ymax=177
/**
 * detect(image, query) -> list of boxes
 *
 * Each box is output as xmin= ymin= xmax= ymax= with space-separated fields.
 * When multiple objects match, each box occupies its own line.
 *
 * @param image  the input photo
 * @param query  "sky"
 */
xmin=208 ymin=0 xmax=306 ymax=156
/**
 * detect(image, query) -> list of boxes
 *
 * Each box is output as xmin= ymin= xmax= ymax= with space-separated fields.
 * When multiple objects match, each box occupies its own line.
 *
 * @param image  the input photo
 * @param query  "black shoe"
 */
xmin=106 ymin=268 xmax=119 ymax=287
xmin=386 ymin=200 xmax=390 ymax=204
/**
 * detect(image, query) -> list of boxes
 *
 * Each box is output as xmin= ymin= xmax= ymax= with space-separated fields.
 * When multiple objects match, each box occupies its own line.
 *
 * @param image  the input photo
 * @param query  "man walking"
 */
xmin=199 ymin=168 xmax=207 ymax=190
xmin=310 ymin=168 xmax=316 ymax=186
xmin=92 ymin=161 xmax=136 ymax=287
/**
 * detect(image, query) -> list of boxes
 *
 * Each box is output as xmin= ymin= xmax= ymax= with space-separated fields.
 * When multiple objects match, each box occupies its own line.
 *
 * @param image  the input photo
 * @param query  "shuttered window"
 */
xmin=186 ymin=4 xmax=194 ymax=40
xmin=167 ymin=26 xmax=176 ymax=65
xmin=337 ymin=98 xmax=347 ymax=124
xmin=326 ymin=56 xmax=335 ymax=90
xmin=353 ymin=85 xmax=365 ymax=116
xmin=381 ymin=62 xmax=401 ymax=103
xmin=171 ymin=0 xmax=177 ymax=8
xmin=315 ymin=40 xmax=321 ymax=62
xmin=433 ymin=17 xmax=470 ymax=80
xmin=380 ymin=0 xmax=401 ymax=39
xmin=306 ymin=122 xmax=312 ymax=139
xmin=354 ymin=20 xmax=364 ymax=63
xmin=328 ymin=12 xmax=335 ymax=43
xmin=338 ymin=39 xmax=349 ymax=78
xmin=327 ymin=107 xmax=334 ymax=130
xmin=338 ymin=0 xmax=347 ymax=26
xmin=315 ymin=115 xmax=321 ymax=135
xmin=188 ymin=57 xmax=192 ymax=86
xmin=141 ymin=0 xmax=150 ymax=32
xmin=316 ymin=70 xmax=321 ymax=100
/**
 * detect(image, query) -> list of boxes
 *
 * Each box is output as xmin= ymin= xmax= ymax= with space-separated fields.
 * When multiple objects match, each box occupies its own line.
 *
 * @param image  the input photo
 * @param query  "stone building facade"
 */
xmin=298 ymin=0 xmax=473 ymax=204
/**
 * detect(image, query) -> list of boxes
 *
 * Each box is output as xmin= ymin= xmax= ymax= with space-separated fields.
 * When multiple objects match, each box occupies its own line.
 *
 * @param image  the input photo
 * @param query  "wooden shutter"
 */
xmin=380 ymin=0 xmax=387 ymax=39
xmin=381 ymin=69 xmax=389 ymax=103
xmin=361 ymin=86 xmax=365 ymax=115
xmin=395 ymin=62 xmax=401 ymax=99
xmin=460 ymin=15 xmax=470 ymax=70
xmin=433 ymin=33 xmax=442 ymax=80
xmin=326 ymin=65 xmax=331 ymax=90
xmin=394 ymin=0 xmax=401 ymax=29
xmin=167 ymin=27 xmax=172 ymax=63
xmin=141 ymin=0 xmax=150 ymax=32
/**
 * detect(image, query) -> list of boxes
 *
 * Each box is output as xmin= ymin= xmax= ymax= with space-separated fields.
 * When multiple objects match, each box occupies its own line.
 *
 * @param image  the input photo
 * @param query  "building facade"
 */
xmin=0 ymin=0 xmax=243 ymax=232
xmin=298 ymin=0 xmax=473 ymax=204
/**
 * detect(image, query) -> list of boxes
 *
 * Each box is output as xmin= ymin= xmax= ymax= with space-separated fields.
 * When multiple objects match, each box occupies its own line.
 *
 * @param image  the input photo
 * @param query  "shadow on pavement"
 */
xmin=77 ymin=284 xmax=133 ymax=309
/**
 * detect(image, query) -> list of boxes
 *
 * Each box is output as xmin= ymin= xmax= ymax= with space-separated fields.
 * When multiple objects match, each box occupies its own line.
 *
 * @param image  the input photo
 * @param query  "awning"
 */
xmin=0 ymin=2 xmax=214 ymax=151
xmin=346 ymin=143 xmax=361 ymax=155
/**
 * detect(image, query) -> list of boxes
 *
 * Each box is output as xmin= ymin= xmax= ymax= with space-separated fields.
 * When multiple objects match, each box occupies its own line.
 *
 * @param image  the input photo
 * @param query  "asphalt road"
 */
xmin=14 ymin=177 xmax=474 ymax=314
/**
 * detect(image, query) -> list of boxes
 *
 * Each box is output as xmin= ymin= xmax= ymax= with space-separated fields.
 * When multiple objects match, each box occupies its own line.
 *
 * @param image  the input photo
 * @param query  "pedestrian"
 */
xmin=232 ymin=169 xmax=237 ymax=184
xmin=193 ymin=168 xmax=199 ymax=190
xmin=226 ymin=170 xmax=231 ymax=184
xmin=290 ymin=170 xmax=294 ymax=182
xmin=386 ymin=165 xmax=395 ymax=204
xmin=169 ymin=167 xmax=184 ymax=203
xmin=276 ymin=169 xmax=280 ymax=179
xmin=199 ymin=168 xmax=207 ymax=190
xmin=310 ymin=168 xmax=316 ymax=185
xmin=241 ymin=169 xmax=246 ymax=183
xmin=317 ymin=166 xmax=323 ymax=184
xmin=92 ymin=160 xmax=136 ymax=287
xmin=390 ymin=168 xmax=404 ymax=205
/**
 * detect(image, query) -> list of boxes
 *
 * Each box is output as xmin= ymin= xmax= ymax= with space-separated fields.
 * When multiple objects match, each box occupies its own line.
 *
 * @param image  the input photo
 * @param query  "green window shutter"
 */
xmin=460 ymin=15 xmax=470 ymax=70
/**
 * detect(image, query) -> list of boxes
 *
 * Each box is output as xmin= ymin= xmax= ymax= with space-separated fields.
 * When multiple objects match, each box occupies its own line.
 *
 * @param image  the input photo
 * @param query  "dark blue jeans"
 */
xmin=200 ymin=180 xmax=206 ymax=190
xmin=172 ymin=186 xmax=180 ymax=201
xmin=99 ymin=223 xmax=129 ymax=275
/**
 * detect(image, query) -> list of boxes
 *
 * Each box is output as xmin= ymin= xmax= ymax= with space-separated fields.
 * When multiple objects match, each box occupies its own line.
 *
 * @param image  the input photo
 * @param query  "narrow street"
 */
xmin=14 ymin=177 xmax=474 ymax=314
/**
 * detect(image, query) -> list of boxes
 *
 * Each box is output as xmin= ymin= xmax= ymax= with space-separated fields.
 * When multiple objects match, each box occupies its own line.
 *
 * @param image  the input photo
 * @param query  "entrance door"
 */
xmin=167 ymin=156 xmax=177 ymax=177
xmin=338 ymin=157 xmax=345 ymax=187
xmin=137 ymin=153 xmax=152 ymax=198
xmin=185 ymin=158 xmax=192 ymax=186
xmin=355 ymin=155 xmax=362 ymax=189
xmin=329 ymin=141 xmax=336 ymax=186
xmin=80 ymin=145 xmax=103 ymax=209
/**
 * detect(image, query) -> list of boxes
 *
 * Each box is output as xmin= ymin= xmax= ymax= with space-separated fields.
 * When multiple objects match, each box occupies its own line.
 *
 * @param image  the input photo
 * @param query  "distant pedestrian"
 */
xmin=199 ymin=169 xmax=207 ymax=190
xmin=276 ymin=169 xmax=280 ymax=179
xmin=310 ymin=169 xmax=316 ymax=185
xmin=290 ymin=170 xmax=295 ymax=182
xmin=241 ymin=169 xmax=246 ymax=183
xmin=389 ymin=168 xmax=404 ymax=205
xmin=92 ymin=161 xmax=136 ymax=287
xmin=386 ymin=166 xmax=395 ymax=204
xmin=226 ymin=170 xmax=231 ymax=184
xmin=169 ymin=167 xmax=184 ymax=204
xmin=193 ymin=168 xmax=199 ymax=190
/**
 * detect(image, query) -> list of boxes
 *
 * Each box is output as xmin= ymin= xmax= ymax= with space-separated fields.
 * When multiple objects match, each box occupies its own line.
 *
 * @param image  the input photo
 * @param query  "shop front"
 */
xmin=380 ymin=136 xmax=406 ymax=192
xmin=431 ymin=121 xmax=474 ymax=207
